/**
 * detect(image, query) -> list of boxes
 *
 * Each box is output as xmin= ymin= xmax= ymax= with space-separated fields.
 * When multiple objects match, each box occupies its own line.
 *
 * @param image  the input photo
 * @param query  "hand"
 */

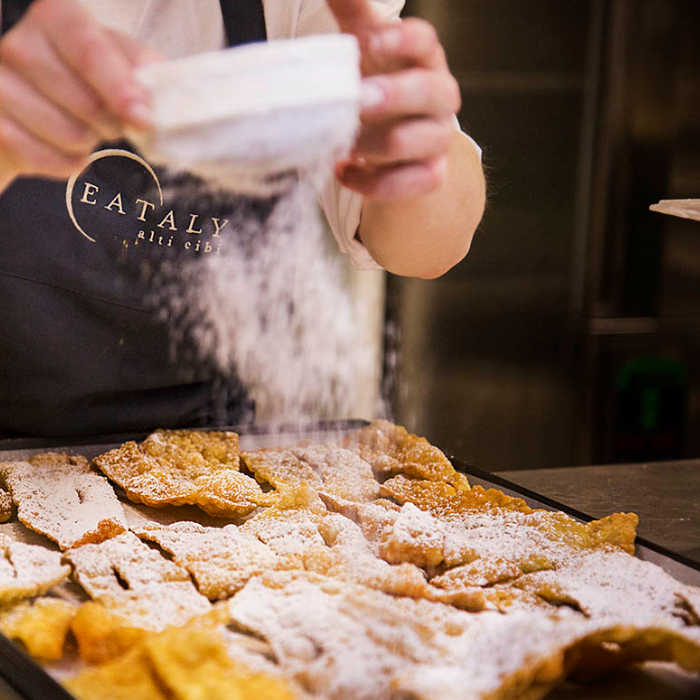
xmin=329 ymin=0 xmax=461 ymax=201
xmin=0 ymin=0 xmax=158 ymax=186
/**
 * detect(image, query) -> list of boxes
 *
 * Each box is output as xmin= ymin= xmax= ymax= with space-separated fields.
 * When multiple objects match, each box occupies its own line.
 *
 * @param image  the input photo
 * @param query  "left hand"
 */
xmin=329 ymin=0 xmax=461 ymax=201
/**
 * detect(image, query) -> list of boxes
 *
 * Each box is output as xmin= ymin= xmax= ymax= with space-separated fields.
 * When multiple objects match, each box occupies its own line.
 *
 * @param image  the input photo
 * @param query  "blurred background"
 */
xmin=385 ymin=0 xmax=700 ymax=470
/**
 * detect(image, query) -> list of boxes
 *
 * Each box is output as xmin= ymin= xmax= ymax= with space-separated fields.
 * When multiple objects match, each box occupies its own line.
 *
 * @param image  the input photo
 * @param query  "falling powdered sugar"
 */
xmin=136 ymin=35 xmax=375 ymax=426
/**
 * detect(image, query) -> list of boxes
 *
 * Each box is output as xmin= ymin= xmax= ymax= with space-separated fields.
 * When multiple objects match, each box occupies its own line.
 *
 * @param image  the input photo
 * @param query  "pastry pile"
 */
xmin=0 ymin=420 xmax=697 ymax=700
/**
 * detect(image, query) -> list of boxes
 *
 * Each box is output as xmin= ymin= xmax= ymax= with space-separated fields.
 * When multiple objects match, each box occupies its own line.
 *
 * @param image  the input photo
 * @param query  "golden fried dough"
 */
xmin=242 ymin=495 xmax=484 ymax=611
xmin=133 ymin=521 xmax=278 ymax=600
xmin=63 ymin=531 xmax=210 ymax=634
xmin=380 ymin=475 xmax=532 ymax=518
xmin=242 ymin=444 xmax=380 ymax=503
xmin=146 ymin=625 xmax=296 ymax=700
xmin=0 ymin=597 xmax=76 ymax=660
xmin=94 ymin=430 xmax=271 ymax=518
xmin=342 ymin=419 xmax=469 ymax=489
xmin=0 ymin=488 xmax=11 ymax=523
xmin=229 ymin=572 xmax=700 ymax=700
xmin=63 ymin=531 xmax=190 ymax=598
xmin=192 ymin=469 xmax=275 ymax=518
xmin=0 ymin=455 xmax=126 ymax=550
xmin=66 ymin=623 xmax=296 ymax=700
xmin=71 ymin=601 xmax=150 ymax=665
xmin=0 ymin=534 xmax=70 ymax=604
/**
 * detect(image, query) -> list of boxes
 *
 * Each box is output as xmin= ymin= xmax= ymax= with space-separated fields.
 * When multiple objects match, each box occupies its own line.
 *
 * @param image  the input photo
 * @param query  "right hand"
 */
xmin=0 ymin=0 xmax=158 ymax=188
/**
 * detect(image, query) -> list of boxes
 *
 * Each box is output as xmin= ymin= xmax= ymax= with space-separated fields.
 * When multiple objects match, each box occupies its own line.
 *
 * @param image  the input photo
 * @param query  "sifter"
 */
xmin=129 ymin=34 xmax=362 ymax=194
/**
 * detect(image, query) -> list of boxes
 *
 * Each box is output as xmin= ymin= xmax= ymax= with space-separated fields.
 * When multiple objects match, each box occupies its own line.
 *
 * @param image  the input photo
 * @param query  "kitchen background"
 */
xmin=386 ymin=0 xmax=700 ymax=470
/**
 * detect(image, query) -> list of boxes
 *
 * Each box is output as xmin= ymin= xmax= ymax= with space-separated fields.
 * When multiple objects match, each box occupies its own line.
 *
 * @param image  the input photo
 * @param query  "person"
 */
xmin=0 ymin=0 xmax=486 ymax=437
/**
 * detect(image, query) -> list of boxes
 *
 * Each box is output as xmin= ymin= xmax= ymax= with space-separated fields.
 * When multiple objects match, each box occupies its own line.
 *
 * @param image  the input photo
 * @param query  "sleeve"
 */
xmin=294 ymin=0 xmax=481 ymax=270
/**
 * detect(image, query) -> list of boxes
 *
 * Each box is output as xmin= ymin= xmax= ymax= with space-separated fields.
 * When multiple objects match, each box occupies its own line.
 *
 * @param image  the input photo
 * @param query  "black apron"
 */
xmin=0 ymin=0 xmax=269 ymax=437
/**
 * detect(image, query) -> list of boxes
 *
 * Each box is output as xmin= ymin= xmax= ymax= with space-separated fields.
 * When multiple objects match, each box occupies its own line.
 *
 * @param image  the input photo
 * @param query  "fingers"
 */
xmin=350 ymin=118 xmax=454 ymax=166
xmin=368 ymin=18 xmax=447 ymax=71
xmin=0 ymin=21 xmax=120 ymax=140
xmin=336 ymin=156 xmax=448 ymax=201
xmin=361 ymin=69 xmax=461 ymax=122
xmin=326 ymin=0 xmax=380 ymax=34
xmin=0 ymin=65 xmax=99 ymax=155
xmin=107 ymin=29 xmax=161 ymax=68
xmin=0 ymin=116 xmax=85 ymax=179
xmin=32 ymin=0 xmax=151 ymax=128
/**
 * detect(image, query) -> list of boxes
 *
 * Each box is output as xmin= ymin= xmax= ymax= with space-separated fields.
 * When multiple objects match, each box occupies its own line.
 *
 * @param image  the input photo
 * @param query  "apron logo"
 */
xmin=65 ymin=149 xmax=228 ymax=253
xmin=65 ymin=149 xmax=164 ymax=244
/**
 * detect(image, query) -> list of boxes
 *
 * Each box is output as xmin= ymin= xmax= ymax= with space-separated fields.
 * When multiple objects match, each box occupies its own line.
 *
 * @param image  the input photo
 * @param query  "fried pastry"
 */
xmin=0 ymin=597 xmax=76 ymax=660
xmin=94 ymin=429 xmax=272 ymax=517
xmin=0 ymin=534 xmax=70 ymax=604
xmin=320 ymin=494 xmax=477 ymax=571
xmin=0 ymin=455 xmax=126 ymax=550
xmin=0 ymin=487 xmax=12 ymax=523
xmin=241 ymin=493 xmax=484 ymax=611
xmin=66 ymin=622 xmax=297 ymax=700
xmin=146 ymin=624 xmax=296 ymax=700
xmin=63 ymin=531 xmax=191 ymax=598
xmin=242 ymin=444 xmax=380 ymax=503
xmin=341 ymin=419 xmax=469 ymax=489
xmin=63 ymin=531 xmax=210 ymax=633
xmin=71 ymin=601 xmax=150 ymax=664
xmin=513 ymin=549 xmax=700 ymax=627
xmin=381 ymin=475 xmax=637 ymax=562
xmin=379 ymin=475 xmax=532 ymax=518
xmin=191 ymin=468 xmax=276 ymax=518
xmin=133 ymin=521 xmax=279 ymax=600
xmin=228 ymin=571 xmax=700 ymax=700
xmin=98 ymin=582 xmax=211 ymax=635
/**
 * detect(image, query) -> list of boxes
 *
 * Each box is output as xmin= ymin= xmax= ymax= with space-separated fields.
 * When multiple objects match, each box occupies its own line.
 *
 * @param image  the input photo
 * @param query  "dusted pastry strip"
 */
xmin=0 ymin=454 xmax=126 ymax=550
xmin=0 ymin=597 xmax=77 ymax=660
xmin=341 ymin=419 xmax=469 ymax=489
xmin=242 ymin=444 xmax=380 ymax=503
xmin=94 ymin=429 xmax=274 ymax=518
xmin=240 ymin=492 xmax=484 ymax=611
xmin=64 ymin=532 xmax=210 ymax=640
xmin=228 ymin=571 xmax=700 ymax=700
xmin=380 ymin=475 xmax=638 ymax=570
xmin=0 ymin=534 xmax=70 ymax=604
xmin=320 ymin=493 xmax=477 ymax=570
xmin=97 ymin=581 xmax=211 ymax=634
xmin=63 ymin=531 xmax=191 ymax=598
xmin=133 ymin=521 xmax=279 ymax=600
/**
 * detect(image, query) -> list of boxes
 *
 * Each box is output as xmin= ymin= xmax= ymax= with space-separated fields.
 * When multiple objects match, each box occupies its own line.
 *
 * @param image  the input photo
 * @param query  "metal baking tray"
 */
xmin=0 ymin=422 xmax=698 ymax=699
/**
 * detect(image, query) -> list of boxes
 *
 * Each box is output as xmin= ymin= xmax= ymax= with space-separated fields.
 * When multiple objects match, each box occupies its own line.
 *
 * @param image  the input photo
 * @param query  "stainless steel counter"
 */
xmin=497 ymin=460 xmax=700 ymax=567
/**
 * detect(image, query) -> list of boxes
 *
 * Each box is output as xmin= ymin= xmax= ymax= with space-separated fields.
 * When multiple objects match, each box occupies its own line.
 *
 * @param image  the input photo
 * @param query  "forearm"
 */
xmin=358 ymin=130 xmax=485 ymax=278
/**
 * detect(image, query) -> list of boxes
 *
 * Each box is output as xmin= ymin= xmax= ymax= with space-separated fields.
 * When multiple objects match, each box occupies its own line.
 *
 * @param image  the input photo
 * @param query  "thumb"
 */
xmin=327 ymin=0 xmax=381 ymax=34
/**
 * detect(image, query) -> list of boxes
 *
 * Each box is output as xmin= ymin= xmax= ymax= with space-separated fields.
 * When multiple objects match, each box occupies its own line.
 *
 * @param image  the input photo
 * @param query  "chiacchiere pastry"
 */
xmin=0 ymin=453 xmax=127 ymax=550
xmin=62 ymin=531 xmax=211 ymax=633
xmin=93 ymin=429 xmax=275 ymax=517
xmin=241 ymin=443 xmax=380 ymax=502
xmin=132 ymin=521 xmax=279 ymax=600
xmin=66 ymin=622 xmax=298 ymax=700
xmin=0 ymin=534 xmax=69 ymax=605
xmin=0 ymin=420 xmax=697 ymax=700
xmin=0 ymin=597 xmax=76 ymax=660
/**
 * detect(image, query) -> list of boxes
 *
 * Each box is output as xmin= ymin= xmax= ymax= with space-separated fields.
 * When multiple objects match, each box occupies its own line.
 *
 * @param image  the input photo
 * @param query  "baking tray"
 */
xmin=0 ymin=422 xmax=698 ymax=699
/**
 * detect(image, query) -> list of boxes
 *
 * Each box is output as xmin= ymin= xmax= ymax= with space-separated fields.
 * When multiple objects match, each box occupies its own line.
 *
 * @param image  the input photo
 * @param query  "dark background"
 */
xmin=388 ymin=0 xmax=700 ymax=470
